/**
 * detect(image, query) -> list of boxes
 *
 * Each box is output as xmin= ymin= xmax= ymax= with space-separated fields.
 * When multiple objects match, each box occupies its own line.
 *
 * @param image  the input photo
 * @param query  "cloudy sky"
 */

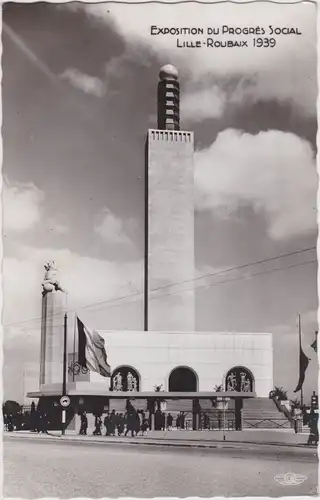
xmin=2 ymin=1 xmax=318 ymax=402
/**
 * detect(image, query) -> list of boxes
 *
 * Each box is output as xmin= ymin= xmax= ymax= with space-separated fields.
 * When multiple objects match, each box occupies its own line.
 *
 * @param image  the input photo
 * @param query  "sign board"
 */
xmin=60 ymin=395 xmax=71 ymax=408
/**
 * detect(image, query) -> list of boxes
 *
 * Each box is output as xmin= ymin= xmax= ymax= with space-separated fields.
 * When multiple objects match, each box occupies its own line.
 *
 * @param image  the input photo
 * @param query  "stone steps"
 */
xmin=242 ymin=397 xmax=290 ymax=429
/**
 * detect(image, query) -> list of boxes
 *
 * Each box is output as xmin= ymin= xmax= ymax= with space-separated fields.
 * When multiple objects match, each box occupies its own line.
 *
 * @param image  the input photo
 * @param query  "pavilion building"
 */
xmin=27 ymin=65 xmax=274 ymax=432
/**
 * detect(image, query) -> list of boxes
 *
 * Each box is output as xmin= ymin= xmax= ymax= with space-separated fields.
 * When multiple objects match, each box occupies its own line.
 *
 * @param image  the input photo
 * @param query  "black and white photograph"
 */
xmin=2 ymin=1 xmax=318 ymax=497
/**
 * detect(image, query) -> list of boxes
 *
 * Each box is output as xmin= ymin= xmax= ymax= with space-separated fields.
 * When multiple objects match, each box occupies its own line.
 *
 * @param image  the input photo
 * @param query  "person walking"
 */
xmin=79 ymin=412 xmax=88 ymax=435
xmin=4 ymin=413 xmax=8 ymax=431
xmin=161 ymin=412 xmax=166 ymax=431
xmin=180 ymin=412 xmax=185 ymax=430
xmin=104 ymin=414 xmax=110 ymax=436
xmin=109 ymin=410 xmax=116 ymax=436
xmin=7 ymin=414 xmax=14 ymax=432
xmin=125 ymin=410 xmax=136 ymax=437
xmin=117 ymin=414 xmax=125 ymax=436
xmin=176 ymin=414 xmax=181 ymax=430
xmin=293 ymin=413 xmax=302 ymax=434
xmin=167 ymin=413 xmax=173 ymax=430
xmin=141 ymin=415 xmax=149 ymax=435
xmin=135 ymin=411 xmax=141 ymax=436
xmin=93 ymin=415 xmax=102 ymax=435
xmin=42 ymin=412 xmax=49 ymax=434
xmin=307 ymin=409 xmax=319 ymax=445
xmin=37 ymin=412 xmax=43 ymax=434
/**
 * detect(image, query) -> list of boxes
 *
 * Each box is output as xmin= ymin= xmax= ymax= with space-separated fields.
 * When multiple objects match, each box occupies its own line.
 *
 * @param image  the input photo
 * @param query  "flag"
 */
xmin=311 ymin=331 xmax=318 ymax=353
xmin=77 ymin=317 xmax=111 ymax=377
xmin=293 ymin=347 xmax=310 ymax=393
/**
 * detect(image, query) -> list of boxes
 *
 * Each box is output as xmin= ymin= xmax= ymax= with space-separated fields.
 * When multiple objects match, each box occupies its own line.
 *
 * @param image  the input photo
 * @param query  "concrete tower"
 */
xmin=39 ymin=261 xmax=66 ymax=387
xmin=145 ymin=65 xmax=195 ymax=332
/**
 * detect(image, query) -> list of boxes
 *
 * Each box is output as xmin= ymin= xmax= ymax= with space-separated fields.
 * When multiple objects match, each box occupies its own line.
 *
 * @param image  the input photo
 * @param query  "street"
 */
xmin=4 ymin=436 xmax=318 ymax=497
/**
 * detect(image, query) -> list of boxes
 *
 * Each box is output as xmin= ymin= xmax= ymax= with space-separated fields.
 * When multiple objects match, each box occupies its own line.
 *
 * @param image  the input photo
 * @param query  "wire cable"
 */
xmin=4 ymin=251 xmax=316 ymax=329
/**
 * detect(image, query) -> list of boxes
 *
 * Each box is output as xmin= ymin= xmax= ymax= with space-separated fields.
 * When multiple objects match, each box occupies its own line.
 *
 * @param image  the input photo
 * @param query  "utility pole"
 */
xmin=298 ymin=313 xmax=304 ymax=407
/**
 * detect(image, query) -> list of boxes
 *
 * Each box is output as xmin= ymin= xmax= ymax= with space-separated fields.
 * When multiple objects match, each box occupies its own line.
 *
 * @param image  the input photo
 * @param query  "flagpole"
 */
xmin=73 ymin=313 xmax=77 ymax=383
xmin=62 ymin=312 xmax=68 ymax=436
xmin=298 ymin=313 xmax=303 ymax=407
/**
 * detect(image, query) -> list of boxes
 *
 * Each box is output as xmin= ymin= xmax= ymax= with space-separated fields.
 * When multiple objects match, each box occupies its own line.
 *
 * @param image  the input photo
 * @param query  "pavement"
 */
xmin=4 ymin=435 xmax=318 ymax=497
xmin=4 ymin=427 xmax=317 ymax=451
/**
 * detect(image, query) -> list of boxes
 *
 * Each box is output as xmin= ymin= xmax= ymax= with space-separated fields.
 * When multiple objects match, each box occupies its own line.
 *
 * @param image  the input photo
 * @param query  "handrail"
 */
xmin=243 ymin=418 xmax=290 ymax=428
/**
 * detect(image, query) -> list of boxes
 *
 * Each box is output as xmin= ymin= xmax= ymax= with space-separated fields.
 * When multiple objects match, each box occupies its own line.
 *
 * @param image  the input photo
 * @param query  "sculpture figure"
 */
xmin=127 ymin=371 xmax=135 ymax=391
xmin=240 ymin=372 xmax=251 ymax=392
xmin=227 ymin=372 xmax=237 ymax=391
xmin=132 ymin=377 xmax=138 ymax=391
xmin=113 ymin=372 xmax=123 ymax=391
xmin=42 ymin=261 xmax=65 ymax=293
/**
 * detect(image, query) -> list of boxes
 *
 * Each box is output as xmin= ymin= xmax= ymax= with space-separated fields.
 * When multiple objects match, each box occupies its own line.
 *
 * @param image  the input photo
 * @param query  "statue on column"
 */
xmin=42 ymin=261 xmax=65 ymax=293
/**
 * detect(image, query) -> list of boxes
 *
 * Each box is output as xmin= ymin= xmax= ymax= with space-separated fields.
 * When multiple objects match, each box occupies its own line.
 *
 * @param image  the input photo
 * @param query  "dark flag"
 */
xmin=77 ymin=316 xmax=111 ymax=377
xmin=293 ymin=347 xmax=310 ymax=393
xmin=311 ymin=331 xmax=318 ymax=353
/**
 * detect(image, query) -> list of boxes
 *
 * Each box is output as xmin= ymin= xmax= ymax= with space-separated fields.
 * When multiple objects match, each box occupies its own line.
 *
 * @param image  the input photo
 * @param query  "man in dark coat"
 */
xmin=109 ymin=410 xmax=116 ymax=436
xmin=117 ymin=414 xmax=125 ymax=436
xmin=79 ymin=412 xmax=88 ymax=435
xmin=104 ymin=414 xmax=110 ymax=436
xmin=93 ymin=415 xmax=102 ymax=435
xmin=135 ymin=411 xmax=141 ymax=435
xmin=176 ymin=414 xmax=181 ymax=430
xmin=125 ymin=410 xmax=136 ymax=437
xmin=7 ymin=414 xmax=14 ymax=432
xmin=167 ymin=413 xmax=173 ymax=430
xmin=307 ymin=410 xmax=319 ymax=445
xmin=180 ymin=412 xmax=185 ymax=429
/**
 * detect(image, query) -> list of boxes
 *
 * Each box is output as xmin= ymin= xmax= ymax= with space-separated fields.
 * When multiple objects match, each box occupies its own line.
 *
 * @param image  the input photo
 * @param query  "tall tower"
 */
xmin=39 ymin=261 xmax=66 ymax=387
xmin=145 ymin=65 xmax=195 ymax=332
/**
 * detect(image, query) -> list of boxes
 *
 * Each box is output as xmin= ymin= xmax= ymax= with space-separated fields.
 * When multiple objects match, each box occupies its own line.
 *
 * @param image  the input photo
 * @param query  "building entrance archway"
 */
xmin=168 ymin=366 xmax=198 ymax=392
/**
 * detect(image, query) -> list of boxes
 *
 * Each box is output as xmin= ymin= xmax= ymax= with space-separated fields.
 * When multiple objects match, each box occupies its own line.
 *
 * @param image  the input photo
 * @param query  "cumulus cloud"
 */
xmin=80 ymin=2 xmax=316 ymax=117
xmin=3 ymin=181 xmax=44 ymax=232
xmin=194 ymin=129 xmax=317 ymax=240
xmin=181 ymin=86 xmax=226 ymax=122
xmin=52 ymin=223 xmax=69 ymax=235
xmin=61 ymin=68 xmax=105 ymax=97
xmin=94 ymin=208 xmax=137 ymax=247
xmin=3 ymin=246 xmax=143 ymax=401
xmin=3 ymin=245 xmax=143 ymax=328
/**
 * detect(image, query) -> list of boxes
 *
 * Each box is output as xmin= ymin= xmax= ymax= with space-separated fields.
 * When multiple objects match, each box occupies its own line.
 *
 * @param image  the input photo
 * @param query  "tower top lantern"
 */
xmin=159 ymin=64 xmax=179 ymax=81
xmin=157 ymin=64 xmax=180 ymax=131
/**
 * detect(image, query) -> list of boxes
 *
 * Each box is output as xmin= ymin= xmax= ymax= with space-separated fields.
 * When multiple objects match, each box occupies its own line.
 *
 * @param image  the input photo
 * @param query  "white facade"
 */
xmin=89 ymin=330 xmax=273 ymax=397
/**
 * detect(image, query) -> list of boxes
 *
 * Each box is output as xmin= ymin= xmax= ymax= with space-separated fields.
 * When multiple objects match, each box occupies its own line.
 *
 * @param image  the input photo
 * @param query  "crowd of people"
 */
xmin=3 ymin=409 xmax=51 ymax=433
xmin=78 ymin=406 xmax=181 ymax=436
xmin=4 ymin=401 xmax=318 ymax=446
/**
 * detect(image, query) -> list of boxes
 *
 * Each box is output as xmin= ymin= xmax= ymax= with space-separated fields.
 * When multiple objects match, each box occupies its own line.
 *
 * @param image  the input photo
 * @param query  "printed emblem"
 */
xmin=274 ymin=472 xmax=307 ymax=486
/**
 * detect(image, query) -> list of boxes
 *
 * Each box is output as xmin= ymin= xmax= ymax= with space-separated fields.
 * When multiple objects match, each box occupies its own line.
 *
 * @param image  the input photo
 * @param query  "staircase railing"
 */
xmin=242 ymin=417 xmax=290 ymax=429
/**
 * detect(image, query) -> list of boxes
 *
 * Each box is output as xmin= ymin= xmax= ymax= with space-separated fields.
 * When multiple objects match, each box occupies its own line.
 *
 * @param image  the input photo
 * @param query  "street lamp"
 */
xmin=219 ymin=397 xmax=230 ymax=441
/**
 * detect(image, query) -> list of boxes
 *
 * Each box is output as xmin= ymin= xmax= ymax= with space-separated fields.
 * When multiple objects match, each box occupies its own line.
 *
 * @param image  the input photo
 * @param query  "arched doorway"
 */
xmin=111 ymin=366 xmax=140 ymax=392
xmin=225 ymin=366 xmax=254 ymax=392
xmin=168 ymin=366 xmax=198 ymax=392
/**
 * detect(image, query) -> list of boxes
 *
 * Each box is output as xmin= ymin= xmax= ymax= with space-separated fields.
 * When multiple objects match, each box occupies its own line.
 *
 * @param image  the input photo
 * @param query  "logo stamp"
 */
xmin=274 ymin=472 xmax=307 ymax=486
